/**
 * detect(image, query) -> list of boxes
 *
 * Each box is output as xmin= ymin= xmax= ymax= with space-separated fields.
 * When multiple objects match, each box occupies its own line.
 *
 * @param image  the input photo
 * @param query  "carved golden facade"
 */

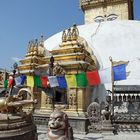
xmin=80 ymin=0 xmax=134 ymax=24
xmin=18 ymin=25 xmax=97 ymax=117
xmin=18 ymin=36 xmax=47 ymax=74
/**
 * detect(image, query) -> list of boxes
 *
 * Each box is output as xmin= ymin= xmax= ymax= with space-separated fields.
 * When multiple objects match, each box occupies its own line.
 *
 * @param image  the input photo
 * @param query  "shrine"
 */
xmin=18 ymin=25 xmax=101 ymax=133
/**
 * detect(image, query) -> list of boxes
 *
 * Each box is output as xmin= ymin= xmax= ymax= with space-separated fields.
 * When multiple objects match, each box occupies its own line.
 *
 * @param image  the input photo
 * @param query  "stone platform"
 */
xmin=38 ymin=131 xmax=140 ymax=140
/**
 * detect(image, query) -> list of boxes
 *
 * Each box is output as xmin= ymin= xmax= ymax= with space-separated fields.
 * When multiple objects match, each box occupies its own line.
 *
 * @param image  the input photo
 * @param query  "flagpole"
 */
xmin=49 ymin=56 xmax=55 ymax=111
xmin=109 ymin=56 xmax=114 ymax=118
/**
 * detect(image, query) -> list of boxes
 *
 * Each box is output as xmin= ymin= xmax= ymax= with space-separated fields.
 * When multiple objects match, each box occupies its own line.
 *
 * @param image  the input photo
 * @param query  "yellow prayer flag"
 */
xmin=27 ymin=76 xmax=34 ymax=88
xmin=65 ymin=75 xmax=77 ymax=88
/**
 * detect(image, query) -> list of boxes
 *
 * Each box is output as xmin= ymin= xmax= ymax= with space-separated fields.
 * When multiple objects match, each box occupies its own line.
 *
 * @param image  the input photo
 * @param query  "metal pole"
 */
xmin=109 ymin=56 xmax=114 ymax=117
xmin=49 ymin=56 xmax=55 ymax=111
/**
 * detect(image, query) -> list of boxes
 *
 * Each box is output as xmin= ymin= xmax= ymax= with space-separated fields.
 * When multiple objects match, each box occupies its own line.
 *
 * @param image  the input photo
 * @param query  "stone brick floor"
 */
xmin=38 ymin=131 xmax=140 ymax=140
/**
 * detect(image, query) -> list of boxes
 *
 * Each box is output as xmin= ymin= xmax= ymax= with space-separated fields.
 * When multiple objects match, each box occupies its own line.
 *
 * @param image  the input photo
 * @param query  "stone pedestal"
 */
xmin=0 ymin=113 xmax=37 ymax=140
xmin=102 ymin=120 xmax=114 ymax=135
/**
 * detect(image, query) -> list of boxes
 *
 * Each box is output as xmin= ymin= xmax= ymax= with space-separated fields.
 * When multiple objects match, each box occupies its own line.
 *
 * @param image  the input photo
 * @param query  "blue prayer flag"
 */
xmin=57 ymin=76 xmax=67 ymax=89
xmin=20 ymin=75 xmax=26 ymax=85
xmin=113 ymin=64 xmax=126 ymax=81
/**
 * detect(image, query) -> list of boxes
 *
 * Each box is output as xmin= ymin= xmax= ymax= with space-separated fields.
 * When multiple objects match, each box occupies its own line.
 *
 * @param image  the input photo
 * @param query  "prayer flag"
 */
xmin=86 ymin=70 xmax=100 ymax=86
xmin=76 ymin=72 xmax=87 ymax=87
xmin=113 ymin=64 xmax=126 ymax=81
xmin=20 ymin=75 xmax=26 ymax=85
xmin=99 ymin=67 xmax=112 ymax=83
xmin=27 ymin=76 xmax=34 ymax=88
xmin=34 ymin=75 xmax=42 ymax=87
xmin=41 ymin=76 xmax=48 ymax=88
xmin=15 ymin=76 xmax=22 ymax=86
xmin=48 ymin=76 xmax=59 ymax=87
xmin=4 ymin=80 xmax=8 ymax=89
xmin=65 ymin=75 xmax=77 ymax=88
xmin=57 ymin=76 xmax=67 ymax=89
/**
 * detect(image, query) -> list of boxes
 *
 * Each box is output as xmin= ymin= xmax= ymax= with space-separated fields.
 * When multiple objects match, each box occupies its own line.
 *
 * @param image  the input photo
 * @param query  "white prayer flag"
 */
xmin=99 ymin=67 xmax=112 ymax=84
xmin=15 ymin=76 xmax=22 ymax=86
xmin=48 ymin=76 xmax=59 ymax=87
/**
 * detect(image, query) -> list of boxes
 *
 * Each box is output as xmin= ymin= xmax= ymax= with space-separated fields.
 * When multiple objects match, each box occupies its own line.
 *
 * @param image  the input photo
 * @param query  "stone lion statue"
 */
xmin=48 ymin=109 xmax=74 ymax=140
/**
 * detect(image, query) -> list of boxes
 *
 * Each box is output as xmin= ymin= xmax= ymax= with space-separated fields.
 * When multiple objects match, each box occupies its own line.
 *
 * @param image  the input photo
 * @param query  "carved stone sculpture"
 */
xmin=87 ymin=102 xmax=101 ymax=132
xmin=48 ymin=109 xmax=74 ymax=140
xmin=101 ymin=103 xmax=111 ymax=121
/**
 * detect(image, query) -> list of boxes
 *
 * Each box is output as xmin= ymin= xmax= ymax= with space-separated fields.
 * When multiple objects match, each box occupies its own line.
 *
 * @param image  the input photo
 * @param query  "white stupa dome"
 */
xmin=45 ymin=20 xmax=140 ymax=91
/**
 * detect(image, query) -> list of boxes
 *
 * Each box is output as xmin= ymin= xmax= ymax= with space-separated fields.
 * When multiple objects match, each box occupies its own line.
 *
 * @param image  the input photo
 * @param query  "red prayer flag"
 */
xmin=8 ymin=76 xmax=14 ymax=88
xmin=86 ymin=70 xmax=100 ymax=86
xmin=41 ymin=76 xmax=48 ymax=88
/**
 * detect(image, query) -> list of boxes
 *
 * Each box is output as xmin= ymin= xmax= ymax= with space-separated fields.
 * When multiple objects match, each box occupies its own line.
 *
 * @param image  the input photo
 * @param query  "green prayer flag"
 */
xmin=76 ymin=72 xmax=87 ymax=87
xmin=4 ymin=80 xmax=8 ymax=89
xmin=34 ymin=75 xmax=42 ymax=87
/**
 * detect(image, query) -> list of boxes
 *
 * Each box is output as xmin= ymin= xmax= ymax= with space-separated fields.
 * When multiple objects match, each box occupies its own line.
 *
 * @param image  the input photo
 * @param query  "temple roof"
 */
xmin=44 ymin=20 xmax=140 ymax=88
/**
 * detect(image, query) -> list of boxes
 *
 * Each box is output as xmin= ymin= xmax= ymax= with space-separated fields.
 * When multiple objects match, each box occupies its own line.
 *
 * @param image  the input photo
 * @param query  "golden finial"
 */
xmin=71 ymin=24 xmax=79 ymax=41
xmin=62 ymin=30 xmax=67 ymax=42
xmin=28 ymin=41 xmax=31 ymax=52
xmin=41 ymin=34 xmax=44 ymax=41
xmin=67 ymin=28 xmax=72 ymax=41
xmin=40 ymin=34 xmax=44 ymax=47
xmin=26 ymin=41 xmax=31 ymax=56
xmin=30 ymin=40 xmax=35 ymax=56
xmin=35 ymin=39 xmax=38 ymax=47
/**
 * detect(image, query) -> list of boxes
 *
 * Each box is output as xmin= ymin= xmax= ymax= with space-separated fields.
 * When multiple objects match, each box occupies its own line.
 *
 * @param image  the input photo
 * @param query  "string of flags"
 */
xmin=3 ymin=63 xmax=127 ymax=89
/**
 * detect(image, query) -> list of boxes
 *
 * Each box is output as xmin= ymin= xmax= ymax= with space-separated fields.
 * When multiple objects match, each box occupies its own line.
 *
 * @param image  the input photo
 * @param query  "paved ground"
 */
xmin=38 ymin=131 xmax=140 ymax=140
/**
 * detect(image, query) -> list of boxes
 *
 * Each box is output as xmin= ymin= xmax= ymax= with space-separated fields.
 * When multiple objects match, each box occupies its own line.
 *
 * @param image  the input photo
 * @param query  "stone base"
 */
xmin=0 ymin=113 xmax=37 ymax=140
xmin=102 ymin=120 xmax=114 ymax=135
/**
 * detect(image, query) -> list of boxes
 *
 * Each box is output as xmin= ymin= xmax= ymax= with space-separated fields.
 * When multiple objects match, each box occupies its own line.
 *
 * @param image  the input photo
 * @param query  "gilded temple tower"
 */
xmin=18 ymin=25 xmax=98 ymax=133
xmin=36 ymin=25 xmax=97 ymax=116
xmin=80 ymin=0 xmax=134 ymax=24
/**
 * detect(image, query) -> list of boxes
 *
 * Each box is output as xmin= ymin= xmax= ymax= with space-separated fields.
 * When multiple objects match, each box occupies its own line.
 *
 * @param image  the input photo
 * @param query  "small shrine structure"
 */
xmin=18 ymin=25 xmax=99 ymax=133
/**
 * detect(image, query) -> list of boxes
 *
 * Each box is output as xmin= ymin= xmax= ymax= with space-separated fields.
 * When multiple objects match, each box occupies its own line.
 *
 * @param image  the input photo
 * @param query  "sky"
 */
xmin=0 ymin=0 xmax=139 ymax=70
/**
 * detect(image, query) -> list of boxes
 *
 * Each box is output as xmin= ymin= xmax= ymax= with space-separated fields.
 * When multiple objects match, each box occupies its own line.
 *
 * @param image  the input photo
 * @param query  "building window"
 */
xmin=54 ymin=88 xmax=67 ymax=104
